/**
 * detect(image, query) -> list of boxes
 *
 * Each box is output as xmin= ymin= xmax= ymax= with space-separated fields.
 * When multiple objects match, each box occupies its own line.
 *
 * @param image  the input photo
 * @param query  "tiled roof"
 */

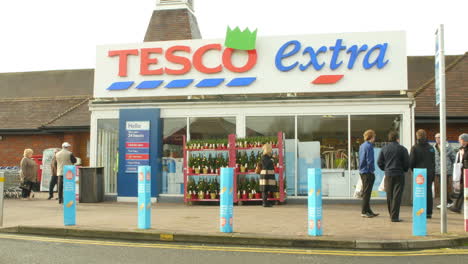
xmin=413 ymin=52 xmax=468 ymax=117
xmin=144 ymin=8 xmax=201 ymax=41
xmin=0 ymin=97 xmax=90 ymax=131
xmin=0 ymin=69 xmax=94 ymax=99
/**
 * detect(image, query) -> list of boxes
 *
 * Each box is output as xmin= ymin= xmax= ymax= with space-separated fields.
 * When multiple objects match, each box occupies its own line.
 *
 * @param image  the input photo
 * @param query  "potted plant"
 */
xmin=188 ymin=156 xmax=195 ymax=174
xmin=194 ymin=154 xmax=201 ymax=174
xmin=201 ymin=156 xmax=208 ymax=174
xmin=240 ymin=180 xmax=248 ymax=200
xmin=248 ymin=179 xmax=254 ymax=199
xmin=197 ymin=179 xmax=206 ymax=200
xmin=254 ymin=179 xmax=261 ymax=199
xmin=187 ymin=178 xmax=196 ymax=200
xmin=209 ymin=180 xmax=217 ymax=199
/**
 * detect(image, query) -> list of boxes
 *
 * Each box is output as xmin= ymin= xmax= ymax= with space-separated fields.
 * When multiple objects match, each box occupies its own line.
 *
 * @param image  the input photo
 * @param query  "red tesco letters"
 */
xmin=108 ymin=44 xmax=257 ymax=77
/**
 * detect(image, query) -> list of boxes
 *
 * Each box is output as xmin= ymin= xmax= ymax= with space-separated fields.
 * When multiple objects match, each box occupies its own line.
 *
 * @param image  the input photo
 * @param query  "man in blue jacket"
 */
xmin=359 ymin=130 xmax=379 ymax=218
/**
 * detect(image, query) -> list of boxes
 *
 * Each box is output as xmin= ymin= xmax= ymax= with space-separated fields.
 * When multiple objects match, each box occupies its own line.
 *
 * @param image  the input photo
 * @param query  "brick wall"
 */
xmin=416 ymin=123 xmax=468 ymax=142
xmin=0 ymin=132 xmax=89 ymax=166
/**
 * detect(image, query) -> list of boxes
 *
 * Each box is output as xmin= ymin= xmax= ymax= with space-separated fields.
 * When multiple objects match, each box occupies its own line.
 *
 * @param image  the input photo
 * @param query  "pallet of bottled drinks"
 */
xmin=183 ymin=132 xmax=286 ymax=205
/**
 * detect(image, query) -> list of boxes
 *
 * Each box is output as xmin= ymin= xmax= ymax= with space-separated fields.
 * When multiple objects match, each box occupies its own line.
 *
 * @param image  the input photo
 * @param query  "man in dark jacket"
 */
xmin=48 ymin=149 xmax=59 ymax=200
xmin=450 ymin=133 xmax=468 ymax=213
xmin=378 ymin=131 xmax=410 ymax=222
xmin=358 ymin=129 xmax=379 ymax=218
xmin=410 ymin=129 xmax=436 ymax=219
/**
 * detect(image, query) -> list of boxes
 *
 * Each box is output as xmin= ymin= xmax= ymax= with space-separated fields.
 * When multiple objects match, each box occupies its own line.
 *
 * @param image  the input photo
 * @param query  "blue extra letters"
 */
xmin=275 ymin=39 xmax=389 ymax=72
xmin=275 ymin=40 xmax=301 ymax=72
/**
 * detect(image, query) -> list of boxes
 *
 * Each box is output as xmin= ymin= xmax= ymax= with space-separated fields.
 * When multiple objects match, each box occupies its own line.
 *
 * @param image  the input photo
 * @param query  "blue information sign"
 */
xmin=138 ymin=166 xmax=152 ymax=229
xmin=308 ymin=168 xmax=323 ymax=236
xmin=125 ymin=121 xmax=150 ymax=173
xmin=220 ymin=168 xmax=234 ymax=233
xmin=413 ymin=168 xmax=427 ymax=236
xmin=63 ymin=165 xmax=76 ymax=226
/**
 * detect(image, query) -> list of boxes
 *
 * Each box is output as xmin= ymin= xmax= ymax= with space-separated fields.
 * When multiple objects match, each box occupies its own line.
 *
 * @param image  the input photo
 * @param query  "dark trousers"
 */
xmin=385 ymin=175 xmax=405 ymax=220
xmin=453 ymin=179 xmax=464 ymax=211
xmin=262 ymin=191 xmax=269 ymax=206
xmin=49 ymin=175 xmax=58 ymax=198
xmin=58 ymin=176 xmax=64 ymax=203
xmin=426 ymin=175 xmax=434 ymax=216
xmin=21 ymin=181 xmax=34 ymax=198
xmin=360 ymin=173 xmax=375 ymax=214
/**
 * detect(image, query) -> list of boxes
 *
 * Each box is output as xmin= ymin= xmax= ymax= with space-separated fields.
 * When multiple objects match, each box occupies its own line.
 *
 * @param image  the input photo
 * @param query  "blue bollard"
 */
xmin=413 ymin=168 xmax=427 ymax=236
xmin=220 ymin=167 xmax=234 ymax=233
xmin=63 ymin=165 xmax=77 ymax=226
xmin=308 ymin=168 xmax=323 ymax=236
xmin=138 ymin=166 xmax=151 ymax=229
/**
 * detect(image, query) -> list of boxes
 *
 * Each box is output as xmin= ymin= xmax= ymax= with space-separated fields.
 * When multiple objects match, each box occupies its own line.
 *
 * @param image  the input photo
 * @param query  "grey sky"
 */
xmin=0 ymin=0 xmax=466 ymax=73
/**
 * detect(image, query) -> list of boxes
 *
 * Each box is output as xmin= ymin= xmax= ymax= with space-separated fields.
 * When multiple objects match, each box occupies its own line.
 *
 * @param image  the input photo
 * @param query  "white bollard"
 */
xmin=0 ymin=172 xmax=5 ymax=227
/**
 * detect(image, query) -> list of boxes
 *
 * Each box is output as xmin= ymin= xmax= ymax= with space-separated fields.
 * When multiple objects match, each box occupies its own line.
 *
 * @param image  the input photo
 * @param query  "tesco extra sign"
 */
xmin=94 ymin=31 xmax=407 ymax=98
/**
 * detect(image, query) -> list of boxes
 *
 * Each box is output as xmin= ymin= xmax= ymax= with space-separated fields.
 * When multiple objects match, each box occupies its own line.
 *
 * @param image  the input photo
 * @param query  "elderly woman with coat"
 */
xmin=20 ymin=148 xmax=38 ymax=200
xmin=260 ymin=144 xmax=277 ymax=207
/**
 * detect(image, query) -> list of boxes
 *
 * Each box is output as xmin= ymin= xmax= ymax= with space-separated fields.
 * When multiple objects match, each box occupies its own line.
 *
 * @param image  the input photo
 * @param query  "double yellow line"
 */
xmin=1 ymin=234 xmax=467 ymax=257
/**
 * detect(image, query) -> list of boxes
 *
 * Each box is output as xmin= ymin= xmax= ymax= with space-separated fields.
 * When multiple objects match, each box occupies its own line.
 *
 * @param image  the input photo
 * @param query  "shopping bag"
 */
xmin=453 ymin=162 xmax=462 ymax=182
xmin=453 ymin=181 xmax=461 ymax=194
xmin=378 ymin=175 xmax=386 ymax=192
xmin=353 ymin=177 xmax=363 ymax=198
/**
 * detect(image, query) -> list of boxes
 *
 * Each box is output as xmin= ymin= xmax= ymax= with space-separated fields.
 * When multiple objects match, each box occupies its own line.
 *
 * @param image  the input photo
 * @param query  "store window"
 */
xmin=350 ymin=115 xmax=402 ymax=198
xmin=297 ymin=115 xmax=348 ymax=197
xmin=246 ymin=116 xmax=295 ymax=196
xmin=162 ymin=118 xmax=187 ymax=194
xmin=189 ymin=117 xmax=236 ymax=140
xmin=97 ymin=119 xmax=119 ymax=194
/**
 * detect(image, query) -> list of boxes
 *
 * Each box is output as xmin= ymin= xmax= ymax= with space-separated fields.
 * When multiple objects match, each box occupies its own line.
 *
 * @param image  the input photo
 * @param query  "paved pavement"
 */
xmin=2 ymin=192 xmax=466 ymax=241
xmin=0 ymin=234 xmax=467 ymax=264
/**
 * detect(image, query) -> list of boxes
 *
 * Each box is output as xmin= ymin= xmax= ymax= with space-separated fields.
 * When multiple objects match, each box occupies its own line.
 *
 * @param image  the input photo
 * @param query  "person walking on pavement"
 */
xmin=449 ymin=133 xmax=468 ymax=214
xmin=410 ymin=129 xmax=436 ymax=219
xmin=55 ymin=142 xmax=77 ymax=204
xmin=378 ymin=131 xmax=410 ymax=222
xmin=260 ymin=144 xmax=277 ymax=207
xmin=19 ymin=149 xmax=38 ymax=200
xmin=358 ymin=129 xmax=379 ymax=218
xmin=48 ymin=149 xmax=60 ymax=200
xmin=433 ymin=133 xmax=456 ymax=209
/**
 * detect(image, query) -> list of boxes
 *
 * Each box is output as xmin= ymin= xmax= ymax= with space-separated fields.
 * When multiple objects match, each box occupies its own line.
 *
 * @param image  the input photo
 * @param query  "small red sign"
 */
xmin=139 ymin=172 xmax=144 ymax=182
xmin=126 ymin=154 xmax=150 ymax=160
xmin=416 ymin=174 xmax=425 ymax=185
xmin=126 ymin=142 xmax=150 ymax=148
xmin=65 ymin=170 xmax=73 ymax=180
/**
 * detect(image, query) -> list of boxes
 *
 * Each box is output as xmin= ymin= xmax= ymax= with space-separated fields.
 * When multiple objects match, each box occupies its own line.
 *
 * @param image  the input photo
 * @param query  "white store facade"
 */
xmin=89 ymin=31 xmax=414 ymax=201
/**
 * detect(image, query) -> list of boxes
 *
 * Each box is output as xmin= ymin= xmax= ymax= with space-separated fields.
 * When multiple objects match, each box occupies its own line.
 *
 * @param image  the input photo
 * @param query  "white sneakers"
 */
xmin=436 ymin=203 xmax=454 ymax=209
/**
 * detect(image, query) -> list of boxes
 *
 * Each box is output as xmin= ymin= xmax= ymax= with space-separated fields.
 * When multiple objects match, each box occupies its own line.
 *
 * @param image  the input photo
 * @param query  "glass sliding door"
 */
xmin=97 ymin=119 xmax=119 ymax=194
xmin=297 ymin=115 xmax=349 ymax=197
xmin=245 ymin=116 xmax=295 ymax=196
xmin=350 ymin=115 xmax=403 ymax=199
xmin=162 ymin=118 xmax=187 ymax=195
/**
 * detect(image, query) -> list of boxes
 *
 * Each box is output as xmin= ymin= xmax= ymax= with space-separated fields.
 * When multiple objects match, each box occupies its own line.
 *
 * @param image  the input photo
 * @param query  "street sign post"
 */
xmin=308 ymin=168 xmax=323 ymax=236
xmin=220 ymin=167 xmax=234 ymax=233
xmin=435 ymin=24 xmax=447 ymax=234
xmin=413 ymin=169 xmax=427 ymax=236
xmin=137 ymin=166 xmax=151 ymax=229
xmin=63 ymin=165 xmax=77 ymax=226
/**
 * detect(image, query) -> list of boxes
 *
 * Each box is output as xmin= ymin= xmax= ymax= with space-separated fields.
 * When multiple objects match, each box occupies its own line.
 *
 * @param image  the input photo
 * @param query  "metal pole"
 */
xmin=0 ymin=172 xmax=5 ymax=227
xmin=438 ymin=24 xmax=447 ymax=234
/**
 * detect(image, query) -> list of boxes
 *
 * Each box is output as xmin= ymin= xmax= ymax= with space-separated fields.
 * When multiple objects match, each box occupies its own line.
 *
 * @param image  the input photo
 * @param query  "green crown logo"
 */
xmin=224 ymin=26 xmax=258 ymax=51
